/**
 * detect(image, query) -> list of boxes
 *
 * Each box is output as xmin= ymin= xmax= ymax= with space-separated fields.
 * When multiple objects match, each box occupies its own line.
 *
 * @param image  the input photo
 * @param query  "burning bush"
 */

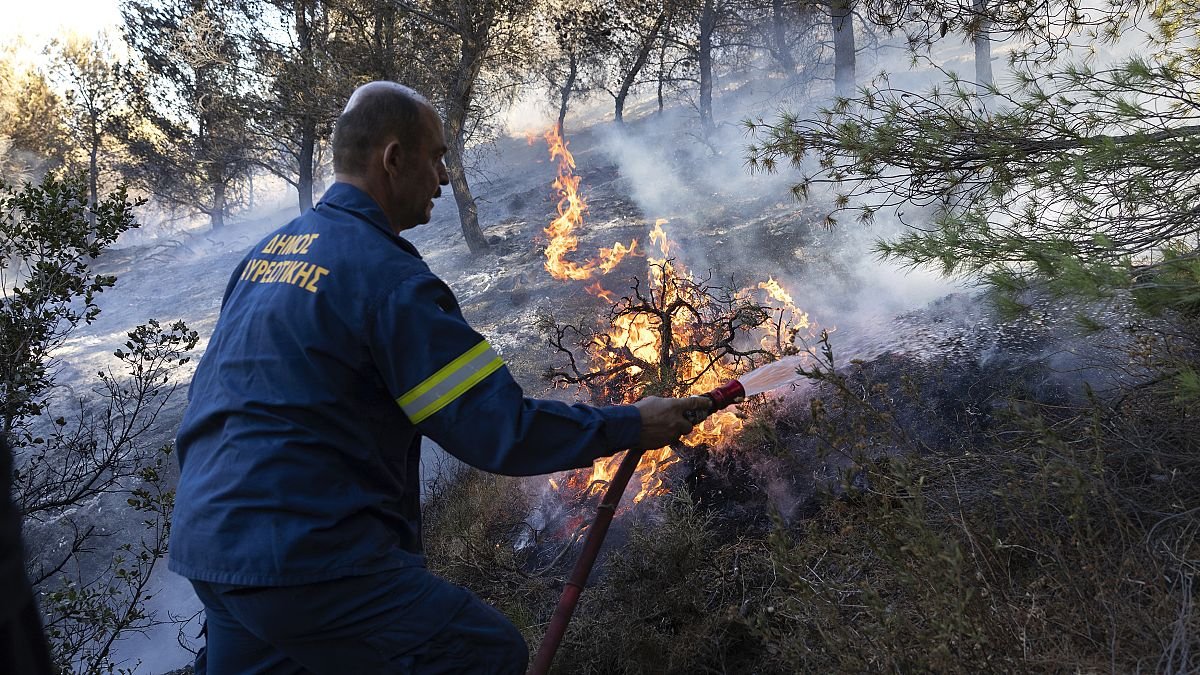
xmin=535 ymin=213 xmax=815 ymax=507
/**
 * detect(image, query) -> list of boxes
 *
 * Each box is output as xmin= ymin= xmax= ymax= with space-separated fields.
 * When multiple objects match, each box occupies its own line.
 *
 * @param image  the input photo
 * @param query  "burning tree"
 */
xmin=539 ymin=220 xmax=812 ymax=503
xmin=544 ymin=263 xmax=796 ymax=401
xmin=528 ymin=126 xmax=814 ymax=507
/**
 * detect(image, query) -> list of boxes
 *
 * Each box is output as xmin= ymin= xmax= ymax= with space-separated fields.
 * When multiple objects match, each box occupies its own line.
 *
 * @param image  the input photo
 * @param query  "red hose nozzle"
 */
xmin=705 ymin=379 xmax=746 ymax=410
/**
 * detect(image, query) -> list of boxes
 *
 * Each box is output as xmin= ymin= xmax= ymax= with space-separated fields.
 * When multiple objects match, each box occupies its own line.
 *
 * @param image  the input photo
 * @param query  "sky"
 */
xmin=0 ymin=0 xmax=122 ymax=59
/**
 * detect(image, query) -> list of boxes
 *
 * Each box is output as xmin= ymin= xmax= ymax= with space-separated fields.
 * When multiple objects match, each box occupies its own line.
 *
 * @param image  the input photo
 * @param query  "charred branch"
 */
xmin=542 ymin=260 xmax=797 ymax=404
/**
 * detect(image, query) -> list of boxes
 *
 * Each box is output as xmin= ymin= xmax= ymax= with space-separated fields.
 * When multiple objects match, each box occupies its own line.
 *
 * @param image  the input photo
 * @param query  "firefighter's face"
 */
xmin=385 ymin=105 xmax=450 ymax=231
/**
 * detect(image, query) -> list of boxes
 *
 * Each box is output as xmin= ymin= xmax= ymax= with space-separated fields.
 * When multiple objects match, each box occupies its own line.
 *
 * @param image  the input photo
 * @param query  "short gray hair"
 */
xmin=332 ymin=82 xmax=432 ymax=175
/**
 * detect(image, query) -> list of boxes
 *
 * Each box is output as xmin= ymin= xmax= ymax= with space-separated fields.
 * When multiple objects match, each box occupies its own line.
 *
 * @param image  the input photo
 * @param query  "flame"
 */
xmin=598 ymin=239 xmax=639 ymax=274
xmin=649 ymin=218 xmax=670 ymax=257
xmin=542 ymin=126 xmax=637 ymax=283
xmin=557 ymin=220 xmax=777 ymax=503
xmin=755 ymin=276 xmax=813 ymax=354
xmin=758 ymin=277 xmax=794 ymax=306
xmin=760 ymin=276 xmax=810 ymax=326
xmin=538 ymin=131 xmax=814 ymax=507
xmin=585 ymin=282 xmax=617 ymax=303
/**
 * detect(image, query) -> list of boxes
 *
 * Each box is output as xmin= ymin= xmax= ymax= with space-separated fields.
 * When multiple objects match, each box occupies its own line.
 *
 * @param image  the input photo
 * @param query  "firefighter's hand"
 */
xmin=632 ymin=396 xmax=711 ymax=450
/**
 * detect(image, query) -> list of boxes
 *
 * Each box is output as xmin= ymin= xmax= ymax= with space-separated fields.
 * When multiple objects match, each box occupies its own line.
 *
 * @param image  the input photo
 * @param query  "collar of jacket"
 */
xmin=316 ymin=182 xmax=423 ymax=259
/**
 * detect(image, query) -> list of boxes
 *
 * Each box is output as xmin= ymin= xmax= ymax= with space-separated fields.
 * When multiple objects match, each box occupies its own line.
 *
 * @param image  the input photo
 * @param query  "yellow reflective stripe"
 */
xmin=397 ymin=340 xmax=507 ymax=424
xmin=398 ymin=340 xmax=492 ymax=408
xmin=406 ymin=356 xmax=504 ymax=424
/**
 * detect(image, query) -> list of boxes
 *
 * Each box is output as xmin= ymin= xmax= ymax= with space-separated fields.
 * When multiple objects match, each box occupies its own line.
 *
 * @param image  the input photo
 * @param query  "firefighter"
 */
xmin=169 ymin=81 xmax=709 ymax=674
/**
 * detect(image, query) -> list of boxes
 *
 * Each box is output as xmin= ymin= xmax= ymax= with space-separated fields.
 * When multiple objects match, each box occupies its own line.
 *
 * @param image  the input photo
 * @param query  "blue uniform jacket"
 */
xmin=169 ymin=183 xmax=641 ymax=586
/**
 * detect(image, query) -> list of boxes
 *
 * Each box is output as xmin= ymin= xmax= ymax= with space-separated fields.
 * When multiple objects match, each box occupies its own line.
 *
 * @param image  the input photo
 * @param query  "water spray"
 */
xmin=684 ymin=356 xmax=807 ymax=425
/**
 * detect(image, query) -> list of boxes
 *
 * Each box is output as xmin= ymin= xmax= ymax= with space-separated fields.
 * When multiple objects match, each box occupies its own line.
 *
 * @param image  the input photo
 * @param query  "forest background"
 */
xmin=2 ymin=0 xmax=1198 ymax=671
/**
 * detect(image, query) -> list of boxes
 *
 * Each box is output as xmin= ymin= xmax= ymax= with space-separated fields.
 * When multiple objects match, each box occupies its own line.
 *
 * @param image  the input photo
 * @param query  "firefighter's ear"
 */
xmin=381 ymin=140 xmax=404 ymax=178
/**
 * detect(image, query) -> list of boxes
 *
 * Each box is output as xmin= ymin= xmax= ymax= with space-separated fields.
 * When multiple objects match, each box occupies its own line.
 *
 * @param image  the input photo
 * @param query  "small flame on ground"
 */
xmin=759 ymin=277 xmax=794 ymax=306
xmin=542 ymin=127 xmax=637 ymax=283
xmin=598 ymin=240 xmax=639 ymax=274
xmin=649 ymin=219 xmax=670 ymax=258
xmin=584 ymin=282 xmax=617 ymax=303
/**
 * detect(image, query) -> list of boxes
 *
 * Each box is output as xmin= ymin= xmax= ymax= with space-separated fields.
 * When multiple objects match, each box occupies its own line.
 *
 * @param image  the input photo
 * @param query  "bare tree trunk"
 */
xmin=615 ymin=9 xmax=668 ymax=124
xmin=298 ymin=126 xmax=315 ymax=212
xmin=372 ymin=0 xmax=394 ymax=78
xmin=657 ymin=40 xmax=667 ymax=114
xmin=445 ymin=34 xmax=489 ymax=255
xmin=972 ymin=0 xmax=993 ymax=97
xmin=698 ymin=0 xmax=716 ymax=131
xmin=770 ymin=0 xmax=797 ymax=76
xmin=313 ymin=143 xmax=326 ymax=195
xmin=831 ymin=0 xmax=855 ymax=98
xmin=557 ymin=49 xmax=578 ymax=136
xmin=296 ymin=0 xmax=315 ymax=212
xmin=87 ymin=131 xmax=99 ymax=230
xmin=211 ymin=179 xmax=226 ymax=230
xmin=443 ymin=129 xmax=487 ymax=254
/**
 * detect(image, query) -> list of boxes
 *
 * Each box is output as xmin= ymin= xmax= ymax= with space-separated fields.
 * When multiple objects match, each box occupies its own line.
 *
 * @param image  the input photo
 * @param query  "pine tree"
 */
xmin=123 ymin=0 xmax=255 ymax=229
xmin=749 ymin=2 xmax=1200 ymax=317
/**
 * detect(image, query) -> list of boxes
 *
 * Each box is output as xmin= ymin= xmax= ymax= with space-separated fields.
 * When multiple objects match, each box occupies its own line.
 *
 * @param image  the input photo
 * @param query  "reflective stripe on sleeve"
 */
xmin=397 ymin=340 xmax=505 ymax=424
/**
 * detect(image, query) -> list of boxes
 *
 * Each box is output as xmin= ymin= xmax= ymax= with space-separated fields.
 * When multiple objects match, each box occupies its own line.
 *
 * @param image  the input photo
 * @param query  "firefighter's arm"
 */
xmin=371 ymin=273 xmax=668 ymax=476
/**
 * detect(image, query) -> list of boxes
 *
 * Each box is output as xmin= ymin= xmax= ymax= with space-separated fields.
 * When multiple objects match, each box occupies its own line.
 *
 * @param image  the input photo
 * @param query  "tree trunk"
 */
xmin=87 ymin=131 xmax=99 ymax=230
xmin=298 ymin=126 xmax=315 ymax=212
xmin=972 ymin=0 xmax=993 ymax=97
xmin=771 ymin=0 xmax=797 ymax=76
xmin=698 ymin=0 xmax=716 ymax=131
xmin=372 ymin=0 xmax=394 ymax=79
xmin=211 ymin=179 xmax=226 ymax=230
xmin=313 ymin=143 xmax=326 ymax=195
xmin=557 ymin=49 xmax=577 ymax=136
xmin=445 ymin=33 xmax=489 ymax=255
xmin=831 ymin=0 xmax=855 ymax=98
xmin=657 ymin=40 xmax=667 ymax=113
xmin=444 ymin=140 xmax=487 ymax=253
xmin=296 ymin=0 xmax=315 ymax=212
xmin=615 ymin=9 xmax=668 ymax=124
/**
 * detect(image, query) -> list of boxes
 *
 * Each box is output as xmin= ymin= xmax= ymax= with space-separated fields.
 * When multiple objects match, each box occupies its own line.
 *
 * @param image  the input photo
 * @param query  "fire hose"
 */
xmin=528 ymin=380 xmax=746 ymax=675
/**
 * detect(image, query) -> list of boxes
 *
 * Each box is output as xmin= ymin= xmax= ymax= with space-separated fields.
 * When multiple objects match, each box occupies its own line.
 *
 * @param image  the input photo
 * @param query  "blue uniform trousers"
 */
xmin=189 ymin=567 xmax=527 ymax=674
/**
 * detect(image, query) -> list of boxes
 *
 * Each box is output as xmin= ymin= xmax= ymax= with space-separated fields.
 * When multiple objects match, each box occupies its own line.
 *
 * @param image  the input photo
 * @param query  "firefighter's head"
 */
xmin=333 ymin=82 xmax=450 ymax=232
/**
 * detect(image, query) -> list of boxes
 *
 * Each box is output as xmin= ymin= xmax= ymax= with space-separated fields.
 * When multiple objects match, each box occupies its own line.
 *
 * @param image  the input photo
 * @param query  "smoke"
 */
xmin=595 ymin=113 xmax=795 ymax=223
xmin=115 ymin=176 xmax=300 ymax=250
xmin=501 ymin=89 xmax=556 ymax=139
xmin=590 ymin=86 xmax=966 ymax=354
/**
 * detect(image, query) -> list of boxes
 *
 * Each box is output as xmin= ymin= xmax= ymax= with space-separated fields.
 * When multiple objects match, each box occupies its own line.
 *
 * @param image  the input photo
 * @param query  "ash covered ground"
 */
xmin=42 ymin=86 xmax=1125 ymax=672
